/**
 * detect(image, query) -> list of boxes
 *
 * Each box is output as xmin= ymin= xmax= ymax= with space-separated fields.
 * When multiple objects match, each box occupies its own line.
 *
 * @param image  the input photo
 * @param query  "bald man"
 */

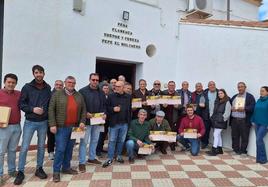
xmin=103 ymin=81 xmax=132 ymax=168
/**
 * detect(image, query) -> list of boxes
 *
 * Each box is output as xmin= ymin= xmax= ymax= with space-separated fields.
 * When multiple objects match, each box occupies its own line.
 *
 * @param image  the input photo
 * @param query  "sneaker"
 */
xmin=8 ymin=171 xmax=18 ymax=178
xmin=116 ymin=157 xmax=124 ymax=163
xmin=102 ymin=159 xmax=113 ymax=168
xmin=62 ymin=168 xmax=78 ymax=175
xmin=160 ymin=149 xmax=167 ymax=155
xmin=78 ymin=164 xmax=86 ymax=173
xmin=35 ymin=167 xmax=48 ymax=179
xmin=14 ymin=171 xmax=25 ymax=185
xmin=53 ymin=173 xmax=60 ymax=183
xmin=48 ymin=152 xmax=54 ymax=160
xmin=128 ymin=158 xmax=135 ymax=164
xmin=87 ymin=159 xmax=102 ymax=165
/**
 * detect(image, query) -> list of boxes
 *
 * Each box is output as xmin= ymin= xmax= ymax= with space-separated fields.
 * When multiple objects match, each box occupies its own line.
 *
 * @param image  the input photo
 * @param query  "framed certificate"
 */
xmin=159 ymin=95 xmax=171 ymax=105
xmin=71 ymin=127 xmax=85 ymax=142
xmin=146 ymin=96 xmax=160 ymax=106
xmin=132 ymin=98 xmax=142 ymax=108
xmin=150 ymin=131 xmax=177 ymax=142
xmin=138 ymin=144 xmax=154 ymax=155
xmin=183 ymin=129 xmax=198 ymax=139
xmin=234 ymin=97 xmax=245 ymax=109
xmin=0 ymin=106 xmax=11 ymax=128
xmin=168 ymin=96 xmax=181 ymax=105
xmin=90 ymin=113 xmax=105 ymax=125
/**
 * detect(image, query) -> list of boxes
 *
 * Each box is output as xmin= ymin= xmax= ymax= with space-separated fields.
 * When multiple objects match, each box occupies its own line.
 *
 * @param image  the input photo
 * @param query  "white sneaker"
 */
xmin=48 ymin=152 xmax=55 ymax=160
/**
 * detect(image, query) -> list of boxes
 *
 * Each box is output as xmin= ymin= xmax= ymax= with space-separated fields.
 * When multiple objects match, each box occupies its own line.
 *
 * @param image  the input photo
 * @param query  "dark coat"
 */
xmin=211 ymin=99 xmax=228 ymax=129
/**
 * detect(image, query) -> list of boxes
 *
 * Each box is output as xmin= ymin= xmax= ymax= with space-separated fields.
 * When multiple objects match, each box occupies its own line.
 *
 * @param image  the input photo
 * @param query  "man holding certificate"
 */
xmin=149 ymin=111 xmax=171 ymax=154
xmin=0 ymin=74 xmax=21 ymax=186
xmin=78 ymin=73 xmax=107 ymax=171
xmin=230 ymin=82 xmax=255 ymax=155
xmin=178 ymin=105 xmax=205 ymax=156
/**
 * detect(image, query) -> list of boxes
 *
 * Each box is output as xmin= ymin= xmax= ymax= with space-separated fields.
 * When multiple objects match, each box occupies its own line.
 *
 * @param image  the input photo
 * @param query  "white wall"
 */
xmin=177 ymin=23 xmax=268 ymax=156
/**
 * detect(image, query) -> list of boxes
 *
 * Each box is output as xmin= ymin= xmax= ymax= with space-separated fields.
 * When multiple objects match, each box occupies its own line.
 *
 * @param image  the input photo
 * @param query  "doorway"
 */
xmin=96 ymin=58 xmax=137 ymax=87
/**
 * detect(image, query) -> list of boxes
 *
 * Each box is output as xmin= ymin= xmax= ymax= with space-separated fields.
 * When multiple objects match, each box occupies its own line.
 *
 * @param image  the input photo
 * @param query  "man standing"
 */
xmin=49 ymin=76 xmax=86 ymax=182
xmin=0 ymin=74 xmax=21 ymax=185
xmin=110 ymin=79 xmax=117 ymax=93
xmin=14 ymin=65 xmax=51 ymax=185
xmin=79 ymin=73 xmax=106 ymax=172
xmin=102 ymin=81 xmax=132 ymax=167
xmin=149 ymin=111 xmax=171 ymax=154
xmin=126 ymin=109 xmax=153 ymax=163
xmin=162 ymin=81 xmax=180 ymax=151
xmin=176 ymin=81 xmax=192 ymax=111
xmin=201 ymin=81 xmax=218 ymax=149
xmin=124 ymin=82 xmax=133 ymax=95
xmin=47 ymin=80 xmax=64 ymax=160
xmin=149 ymin=80 xmax=163 ymax=118
xmin=230 ymin=82 xmax=255 ymax=155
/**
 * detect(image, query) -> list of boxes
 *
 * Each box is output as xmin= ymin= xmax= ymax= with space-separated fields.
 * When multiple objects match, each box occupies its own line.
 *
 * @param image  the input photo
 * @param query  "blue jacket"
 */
xmin=251 ymin=96 xmax=268 ymax=126
xmin=230 ymin=92 xmax=256 ymax=125
xmin=176 ymin=89 xmax=192 ymax=114
xmin=19 ymin=79 xmax=51 ymax=122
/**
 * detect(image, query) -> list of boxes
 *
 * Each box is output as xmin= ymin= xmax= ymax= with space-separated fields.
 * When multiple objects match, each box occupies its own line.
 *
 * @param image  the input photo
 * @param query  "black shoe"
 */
xmin=35 ymin=167 xmax=48 ymax=179
xmin=217 ymin=147 xmax=223 ymax=154
xmin=206 ymin=147 xmax=218 ymax=156
xmin=53 ymin=173 xmax=60 ymax=183
xmin=201 ymin=144 xmax=208 ymax=149
xmin=14 ymin=171 xmax=25 ymax=185
xmin=129 ymin=157 xmax=135 ymax=164
xmin=102 ymin=160 xmax=113 ymax=168
xmin=116 ymin=157 xmax=124 ymax=163
xmin=160 ymin=149 xmax=167 ymax=154
xmin=170 ymin=144 xmax=176 ymax=151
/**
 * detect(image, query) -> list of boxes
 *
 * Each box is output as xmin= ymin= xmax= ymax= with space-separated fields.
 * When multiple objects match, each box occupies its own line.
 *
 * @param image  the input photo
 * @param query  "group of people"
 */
xmin=0 ymin=64 xmax=268 ymax=185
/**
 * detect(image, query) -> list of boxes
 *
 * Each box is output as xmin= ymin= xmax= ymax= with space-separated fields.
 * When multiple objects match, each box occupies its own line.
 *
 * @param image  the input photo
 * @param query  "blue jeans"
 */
xmin=79 ymin=125 xmax=102 ymax=164
xmin=126 ymin=140 xmax=140 ymax=159
xmin=177 ymin=136 xmax=200 ymax=156
xmin=255 ymin=124 xmax=268 ymax=163
xmin=18 ymin=120 xmax=47 ymax=172
xmin=107 ymin=123 xmax=128 ymax=160
xmin=0 ymin=124 xmax=21 ymax=176
xmin=53 ymin=127 xmax=75 ymax=172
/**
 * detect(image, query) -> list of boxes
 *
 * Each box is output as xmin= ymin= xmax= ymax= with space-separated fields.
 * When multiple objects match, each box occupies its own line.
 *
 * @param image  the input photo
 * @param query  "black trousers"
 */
xmin=201 ymin=119 xmax=211 ymax=146
xmin=47 ymin=127 xmax=55 ymax=153
xmin=96 ymin=125 xmax=108 ymax=154
xmin=231 ymin=118 xmax=250 ymax=153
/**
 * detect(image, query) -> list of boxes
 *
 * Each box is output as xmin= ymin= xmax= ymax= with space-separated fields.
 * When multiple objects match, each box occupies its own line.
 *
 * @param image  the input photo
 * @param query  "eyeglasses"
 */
xmin=154 ymin=83 xmax=160 ymax=86
xmin=91 ymin=79 xmax=99 ymax=82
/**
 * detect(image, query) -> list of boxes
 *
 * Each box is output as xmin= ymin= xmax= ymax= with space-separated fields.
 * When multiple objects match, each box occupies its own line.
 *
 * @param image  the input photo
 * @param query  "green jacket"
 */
xmin=128 ymin=119 xmax=151 ymax=144
xmin=149 ymin=118 xmax=171 ymax=131
xmin=48 ymin=89 xmax=86 ymax=128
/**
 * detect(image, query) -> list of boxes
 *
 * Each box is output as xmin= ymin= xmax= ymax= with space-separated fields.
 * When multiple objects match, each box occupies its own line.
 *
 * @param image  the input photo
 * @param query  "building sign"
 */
xmin=101 ymin=22 xmax=141 ymax=49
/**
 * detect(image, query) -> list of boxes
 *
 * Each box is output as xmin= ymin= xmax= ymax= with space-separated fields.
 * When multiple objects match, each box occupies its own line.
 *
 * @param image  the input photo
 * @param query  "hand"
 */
xmin=0 ymin=122 xmax=6 ymax=127
xmin=174 ymin=104 xmax=179 ymax=108
xmin=199 ymin=103 xmax=205 ymax=108
xmin=151 ymin=144 xmax=155 ymax=153
xmin=50 ymin=126 xmax=57 ymax=134
xmin=151 ymin=105 xmax=156 ymax=109
xmin=142 ymin=101 xmax=147 ymax=106
xmin=231 ymin=107 xmax=237 ymax=112
xmin=237 ymin=107 xmax=245 ymax=112
xmin=102 ymin=114 xmax=107 ymax=120
xmin=180 ymin=133 xmax=184 ymax=136
xmin=86 ymin=112 xmax=93 ymax=119
xmin=79 ymin=123 xmax=85 ymax=130
xmin=162 ymin=104 xmax=168 ymax=108
xmin=137 ymin=140 xmax=144 ymax=147
xmin=33 ymin=107 xmax=44 ymax=115
xmin=114 ymin=106 xmax=121 ymax=112
xmin=149 ymin=135 xmax=153 ymax=140
xmin=197 ymin=133 xmax=202 ymax=138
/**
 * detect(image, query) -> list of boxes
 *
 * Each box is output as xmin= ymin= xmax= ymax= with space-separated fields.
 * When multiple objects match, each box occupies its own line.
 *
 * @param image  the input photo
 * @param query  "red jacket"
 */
xmin=179 ymin=115 xmax=205 ymax=137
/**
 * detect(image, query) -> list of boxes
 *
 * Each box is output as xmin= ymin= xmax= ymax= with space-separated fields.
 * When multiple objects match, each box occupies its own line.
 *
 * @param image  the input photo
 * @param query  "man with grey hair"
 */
xmin=118 ymin=75 xmax=126 ymax=83
xmin=126 ymin=109 xmax=153 ymax=163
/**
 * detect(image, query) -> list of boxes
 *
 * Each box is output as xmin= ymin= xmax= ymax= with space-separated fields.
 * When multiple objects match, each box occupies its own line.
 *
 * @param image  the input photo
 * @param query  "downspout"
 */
xmin=0 ymin=0 xmax=4 ymax=88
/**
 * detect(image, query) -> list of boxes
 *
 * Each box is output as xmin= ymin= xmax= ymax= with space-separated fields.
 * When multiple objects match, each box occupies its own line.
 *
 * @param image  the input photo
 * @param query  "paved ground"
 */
xmin=2 ymin=146 xmax=268 ymax=187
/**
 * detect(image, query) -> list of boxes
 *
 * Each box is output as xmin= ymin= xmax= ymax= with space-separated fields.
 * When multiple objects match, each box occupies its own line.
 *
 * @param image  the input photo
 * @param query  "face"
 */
xmin=218 ymin=91 xmax=225 ymax=99
xmin=90 ymin=75 xmax=99 ymax=88
xmin=64 ymin=79 xmax=76 ymax=91
xmin=115 ymin=81 xmax=124 ymax=93
xmin=138 ymin=112 xmax=147 ymax=122
xmin=195 ymin=83 xmax=203 ymax=92
xmin=124 ymin=85 xmax=132 ymax=94
xmin=139 ymin=80 xmax=147 ymax=90
xmin=168 ymin=82 xmax=176 ymax=92
xmin=237 ymin=83 xmax=246 ymax=95
xmin=54 ymin=81 xmax=64 ymax=91
xmin=182 ymin=81 xmax=189 ymax=91
xmin=260 ymin=88 xmax=268 ymax=97
xmin=153 ymin=81 xmax=161 ymax=91
xmin=102 ymin=86 xmax=109 ymax=95
xmin=4 ymin=78 xmax=17 ymax=91
xmin=33 ymin=69 xmax=45 ymax=82
xmin=156 ymin=115 xmax=164 ymax=124
xmin=110 ymin=79 xmax=117 ymax=89
xmin=186 ymin=108 xmax=194 ymax=116
xmin=118 ymin=76 xmax=125 ymax=82
xmin=208 ymin=81 xmax=216 ymax=92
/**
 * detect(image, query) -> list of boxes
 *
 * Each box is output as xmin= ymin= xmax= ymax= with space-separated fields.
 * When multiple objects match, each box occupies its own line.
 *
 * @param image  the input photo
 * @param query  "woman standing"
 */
xmin=207 ymin=89 xmax=231 ymax=156
xmin=251 ymin=86 xmax=268 ymax=164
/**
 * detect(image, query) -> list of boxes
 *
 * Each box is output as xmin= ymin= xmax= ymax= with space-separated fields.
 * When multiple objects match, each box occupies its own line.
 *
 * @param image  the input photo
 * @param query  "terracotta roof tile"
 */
xmin=180 ymin=19 xmax=268 ymax=28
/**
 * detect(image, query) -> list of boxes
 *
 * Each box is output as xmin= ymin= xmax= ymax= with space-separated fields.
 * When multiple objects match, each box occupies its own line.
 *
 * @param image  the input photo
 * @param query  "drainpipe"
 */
xmin=0 ymin=0 xmax=4 ymax=88
xmin=227 ymin=0 xmax=231 ymax=20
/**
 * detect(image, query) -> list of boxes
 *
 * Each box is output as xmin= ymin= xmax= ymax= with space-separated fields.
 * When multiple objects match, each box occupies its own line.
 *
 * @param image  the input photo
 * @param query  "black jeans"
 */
xmin=96 ymin=125 xmax=108 ymax=154
xmin=47 ymin=127 xmax=55 ymax=153
xmin=201 ymin=119 xmax=211 ymax=146
xmin=231 ymin=118 xmax=250 ymax=153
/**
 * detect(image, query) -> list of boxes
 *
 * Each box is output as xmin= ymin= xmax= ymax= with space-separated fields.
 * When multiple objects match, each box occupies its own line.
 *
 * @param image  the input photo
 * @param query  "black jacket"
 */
xmin=107 ymin=92 xmax=132 ymax=127
xmin=19 ymin=79 xmax=51 ymax=122
xmin=79 ymin=85 xmax=107 ymax=125
xmin=230 ymin=92 xmax=256 ymax=125
xmin=211 ymin=99 xmax=228 ymax=129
